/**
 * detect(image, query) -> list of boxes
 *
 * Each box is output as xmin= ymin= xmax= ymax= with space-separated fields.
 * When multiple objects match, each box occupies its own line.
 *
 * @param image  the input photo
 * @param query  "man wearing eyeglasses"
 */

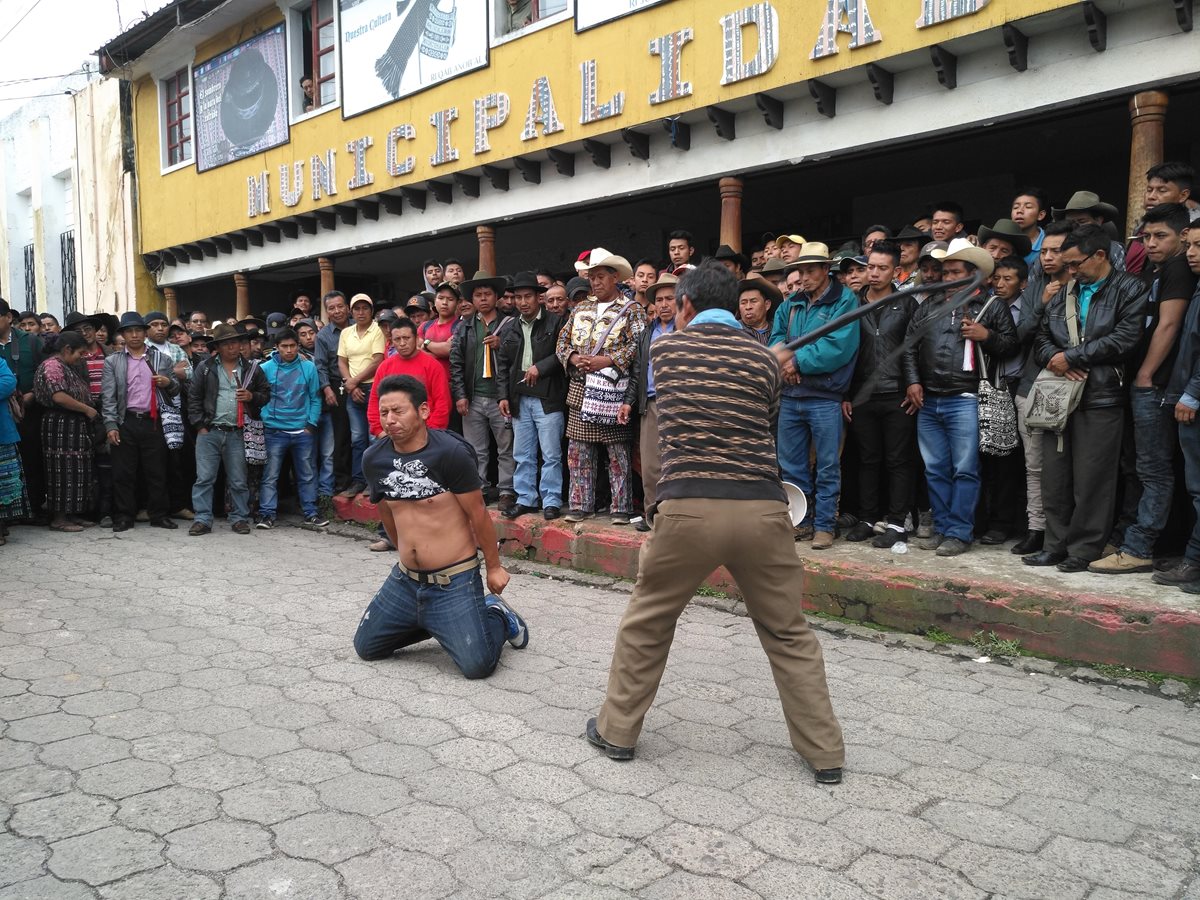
xmin=1025 ymin=224 xmax=1148 ymax=573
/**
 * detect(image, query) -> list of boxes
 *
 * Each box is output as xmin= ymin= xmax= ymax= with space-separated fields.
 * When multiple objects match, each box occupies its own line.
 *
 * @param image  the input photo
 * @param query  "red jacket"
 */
xmin=367 ymin=350 xmax=452 ymax=434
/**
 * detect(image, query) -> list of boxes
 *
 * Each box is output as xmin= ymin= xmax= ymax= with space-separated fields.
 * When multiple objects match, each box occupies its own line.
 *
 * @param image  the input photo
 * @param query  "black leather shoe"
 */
xmin=1153 ymin=562 xmax=1200 ymax=586
xmin=543 ymin=506 xmax=561 ymax=521
xmin=111 ymin=519 xmax=134 ymax=533
xmin=585 ymin=716 xmax=634 ymax=760
xmin=979 ymin=529 xmax=1007 ymax=545
xmin=150 ymin=518 xmax=178 ymax=530
xmin=497 ymin=492 xmax=517 ymax=514
xmin=1023 ymin=550 xmax=1066 ymax=567
xmin=1011 ymin=530 xmax=1044 ymax=555
xmin=1057 ymin=556 xmax=1090 ymax=573
xmin=501 ymin=504 xmax=537 ymax=519
xmin=815 ymin=767 xmax=843 ymax=785
xmin=845 ymin=522 xmax=874 ymax=542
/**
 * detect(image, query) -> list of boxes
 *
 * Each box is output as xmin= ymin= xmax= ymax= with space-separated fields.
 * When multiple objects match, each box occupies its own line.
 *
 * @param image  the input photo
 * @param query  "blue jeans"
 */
xmin=512 ymin=402 xmax=564 ymax=508
xmin=193 ymin=429 xmax=249 ymax=526
xmin=347 ymin=386 xmax=371 ymax=486
xmin=317 ymin=409 xmax=336 ymax=496
xmin=353 ymin=563 xmax=507 ymax=679
xmin=1179 ymin=419 xmax=1200 ymax=566
xmin=261 ymin=429 xmax=317 ymax=519
xmin=917 ymin=394 xmax=980 ymax=543
xmin=777 ymin=397 xmax=843 ymax=533
xmin=1122 ymin=387 xmax=1176 ymax=559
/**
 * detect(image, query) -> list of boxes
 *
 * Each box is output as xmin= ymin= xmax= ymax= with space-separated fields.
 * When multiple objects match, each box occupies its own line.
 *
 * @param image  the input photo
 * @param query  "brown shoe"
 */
xmin=171 ymin=508 xmax=195 ymax=520
xmin=794 ymin=524 xmax=814 ymax=542
xmin=188 ymin=522 xmax=211 ymax=537
xmin=231 ymin=521 xmax=251 ymax=535
xmin=368 ymin=539 xmax=392 ymax=552
xmin=339 ymin=483 xmax=364 ymax=499
xmin=811 ymin=531 xmax=834 ymax=550
xmin=1088 ymin=551 xmax=1154 ymax=575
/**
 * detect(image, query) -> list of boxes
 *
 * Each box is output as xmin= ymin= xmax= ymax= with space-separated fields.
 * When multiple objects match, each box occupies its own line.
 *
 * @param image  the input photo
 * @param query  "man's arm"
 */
xmin=1135 ymin=298 xmax=1187 ymax=387
xmin=379 ymin=499 xmax=398 ymax=549
xmin=1064 ymin=280 xmax=1149 ymax=369
xmin=426 ymin=359 xmax=452 ymax=430
xmin=454 ymin=489 xmax=509 ymax=596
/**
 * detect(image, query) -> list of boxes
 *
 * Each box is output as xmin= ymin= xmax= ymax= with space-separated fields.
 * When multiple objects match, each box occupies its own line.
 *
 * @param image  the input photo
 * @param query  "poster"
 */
xmin=575 ymin=0 xmax=670 ymax=31
xmin=340 ymin=0 xmax=490 ymax=118
xmin=193 ymin=24 xmax=290 ymax=173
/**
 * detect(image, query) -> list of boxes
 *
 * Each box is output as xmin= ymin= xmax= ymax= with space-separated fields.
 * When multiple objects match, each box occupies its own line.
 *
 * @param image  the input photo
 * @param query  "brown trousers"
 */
xmin=639 ymin=398 xmax=661 ymax=515
xmin=597 ymin=497 xmax=845 ymax=770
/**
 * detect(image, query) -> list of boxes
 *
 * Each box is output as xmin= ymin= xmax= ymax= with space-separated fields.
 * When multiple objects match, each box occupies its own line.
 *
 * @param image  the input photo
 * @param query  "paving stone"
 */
xmin=643 ymin=822 xmax=765 ymax=879
xmin=340 ymin=846 xmax=456 ymax=898
xmin=60 ymin=691 xmax=140 ymax=717
xmin=648 ymin=782 xmax=757 ymax=829
xmin=315 ymin=770 xmax=409 ymax=815
xmin=128 ymin=731 xmax=215 ymax=765
xmin=430 ymin=736 xmax=518 ymax=772
xmin=564 ymin=791 xmax=670 ymax=839
xmin=90 ymin=709 xmax=176 ymax=741
xmin=0 ymin=832 xmax=48 ymax=887
xmin=828 ymin=807 xmax=957 ymax=862
xmin=273 ymin=811 xmax=381 ymax=864
xmin=376 ymin=802 xmax=482 ymax=857
xmin=115 ymin=786 xmax=218 ymax=835
xmin=220 ymin=778 xmax=319 ymax=824
xmin=940 ymin=843 xmax=1089 ymax=899
xmin=471 ymin=799 xmax=579 ymax=848
xmin=47 ymin=825 xmax=163 ymax=885
xmin=9 ymin=792 xmax=116 ymax=841
xmin=6 ymin=712 xmax=93 ymax=744
xmin=493 ymin=761 xmax=588 ymax=804
xmin=450 ymin=840 xmax=567 ymax=899
xmin=742 ymin=859 xmax=874 ymax=899
xmin=216 ymin=724 xmax=300 ymax=758
xmin=1041 ymin=836 xmax=1186 ymax=896
xmin=39 ymin=734 xmax=130 ymax=770
xmin=1006 ymin=794 xmax=1137 ymax=843
xmin=224 ymin=857 xmax=341 ymax=900
xmin=163 ymin=819 xmax=272 ymax=871
xmin=921 ymin=800 xmax=1051 ymax=852
xmin=0 ymin=764 xmax=73 ymax=805
xmin=74 ymin=759 xmax=173 ymax=800
xmin=0 ymin=876 xmax=95 ymax=900
xmin=0 ymin=739 xmax=38 ymax=771
xmin=639 ymin=870 xmax=761 ymax=900
xmin=171 ymin=753 xmax=264 ymax=792
xmin=847 ymin=852 xmax=987 ymax=900
xmin=263 ymin=747 xmax=354 ymax=784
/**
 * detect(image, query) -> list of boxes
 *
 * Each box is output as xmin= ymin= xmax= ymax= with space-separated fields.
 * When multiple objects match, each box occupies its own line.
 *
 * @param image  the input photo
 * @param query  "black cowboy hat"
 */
xmin=893 ymin=225 xmax=933 ymax=246
xmin=713 ymin=244 xmax=750 ymax=271
xmin=509 ymin=271 xmax=548 ymax=293
xmin=116 ymin=311 xmax=147 ymax=332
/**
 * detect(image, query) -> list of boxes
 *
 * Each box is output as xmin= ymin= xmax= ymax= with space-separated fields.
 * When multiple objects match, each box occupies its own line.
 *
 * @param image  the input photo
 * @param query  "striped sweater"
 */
xmin=651 ymin=322 xmax=786 ymax=504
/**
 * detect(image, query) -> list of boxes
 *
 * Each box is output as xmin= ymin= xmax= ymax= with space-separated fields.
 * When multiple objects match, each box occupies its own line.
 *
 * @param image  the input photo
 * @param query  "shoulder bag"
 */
xmin=579 ymin=301 xmax=639 ymax=426
xmin=1022 ymin=285 xmax=1086 ymax=450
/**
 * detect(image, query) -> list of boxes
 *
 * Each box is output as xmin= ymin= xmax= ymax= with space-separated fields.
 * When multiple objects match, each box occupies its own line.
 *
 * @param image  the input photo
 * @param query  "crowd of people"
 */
xmin=2 ymin=162 xmax=1200 ymax=597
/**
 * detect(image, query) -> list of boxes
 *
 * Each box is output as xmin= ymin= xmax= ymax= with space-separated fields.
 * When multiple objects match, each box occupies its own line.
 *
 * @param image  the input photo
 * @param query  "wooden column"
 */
xmin=162 ymin=286 xmax=178 ymax=321
xmin=719 ymin=176 xmax=744 ymax=252
xmin=476 ymin=224 xmax=496 ymax=275
xmin=234 ymin=273 xmax=250 ymax=321
xmin=318 ymin=257 xmax=335 ymax=297
xmin=1126 ymin=90 xmax=1169 ymax=236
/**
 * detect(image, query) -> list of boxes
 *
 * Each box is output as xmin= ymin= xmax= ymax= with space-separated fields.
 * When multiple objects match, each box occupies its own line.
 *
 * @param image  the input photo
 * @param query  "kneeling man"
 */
xmin=353 ymin=375 xmax=528 ymax=678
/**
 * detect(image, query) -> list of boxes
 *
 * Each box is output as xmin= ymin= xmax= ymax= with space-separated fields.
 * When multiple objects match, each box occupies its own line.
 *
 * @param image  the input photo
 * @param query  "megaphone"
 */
xmin=782 ymin=481 xmax=807 ymax=526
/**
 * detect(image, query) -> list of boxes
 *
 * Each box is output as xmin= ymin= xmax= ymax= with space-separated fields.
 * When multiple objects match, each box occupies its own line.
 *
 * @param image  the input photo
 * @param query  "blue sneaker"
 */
xmin=484 ymin=594 xmax=529 ymax=649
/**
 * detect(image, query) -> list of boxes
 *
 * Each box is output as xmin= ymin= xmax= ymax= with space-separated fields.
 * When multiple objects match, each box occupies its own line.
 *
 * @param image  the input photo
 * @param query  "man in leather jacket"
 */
xmin=1024 ymin=224 xmax=1148 ymax=572
xmin=845 ymin=242 xmax=919 ymax=548
xmin=902 ymin=239 xmax=1018 ymax=557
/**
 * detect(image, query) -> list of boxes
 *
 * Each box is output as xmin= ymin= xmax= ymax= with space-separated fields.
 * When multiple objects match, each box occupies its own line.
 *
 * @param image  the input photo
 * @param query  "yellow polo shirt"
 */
xmin=337 ymin=322 xmax=386 ymax=381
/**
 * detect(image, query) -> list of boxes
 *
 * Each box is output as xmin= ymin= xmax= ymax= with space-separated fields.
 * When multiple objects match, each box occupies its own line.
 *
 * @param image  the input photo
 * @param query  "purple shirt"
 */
xmin=124 ymin=349 xmax=152 ymax=412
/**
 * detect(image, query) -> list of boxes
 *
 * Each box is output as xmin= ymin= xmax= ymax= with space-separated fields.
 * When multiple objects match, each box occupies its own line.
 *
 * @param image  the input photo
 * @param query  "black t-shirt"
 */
xmin=1140 ymin=253 xmax=1199 ymax=387
xmin=363 ymin=429 xmax=481 ymax=503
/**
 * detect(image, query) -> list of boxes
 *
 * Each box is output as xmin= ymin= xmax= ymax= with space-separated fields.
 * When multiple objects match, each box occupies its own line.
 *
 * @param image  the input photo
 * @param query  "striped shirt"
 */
xmin=652 ymin=322 xmax=786 ymax=503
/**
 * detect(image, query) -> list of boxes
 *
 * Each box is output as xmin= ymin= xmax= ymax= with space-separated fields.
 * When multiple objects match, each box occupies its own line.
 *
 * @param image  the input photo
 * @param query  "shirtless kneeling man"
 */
xmin=353 ymin=374 xmax=528 ymax=677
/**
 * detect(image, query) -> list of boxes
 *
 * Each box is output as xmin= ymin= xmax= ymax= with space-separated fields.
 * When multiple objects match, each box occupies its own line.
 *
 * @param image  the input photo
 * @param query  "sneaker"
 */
xmin=872 ymin=520 xmax=887 ymax=535
xmin=845 ymin=522 xmax=874 ymax=542
xmin=135 ymin=508 xmax=150 ymax=522
xmin=917 ymin=532 xmax=945 ymax=551
xmin=564 ymin=509 xmax=592 ymax=523
xmin=1088 ymin=551 xmax=1154 ymax=575
xmin=872 ymin=529 xmax=906 ymax=548
xmin=916 ymin=510 xmax=934 ymax=539
xmin=304 ymin=514 xmax=330 ymax=527
xmin=632 ymin=516 xmax=650 ymax=533
xmin=99 ymin=515 xmax=113 ymax=528
xmin=256 ymin=518 xmax=275 ymax=530
xmin=610 ymin=512 xmax=631 ymax=526
xmin=835 ymin=513 xmax=859 ymax=531
xmin=936 ymin=537 xmax=971 ymax=557
xmin=484 ymin=594 xmax=529 ymax=649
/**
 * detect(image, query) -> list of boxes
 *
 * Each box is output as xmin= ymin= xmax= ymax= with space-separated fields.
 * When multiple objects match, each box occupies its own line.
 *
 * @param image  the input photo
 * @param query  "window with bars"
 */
xmin=60 ymin=232 xmax=77 ymax=317
xmin=22 ymin=244 xmax=35 ymax=310
xmin=162 ymin=67 xmax=192 ymax=167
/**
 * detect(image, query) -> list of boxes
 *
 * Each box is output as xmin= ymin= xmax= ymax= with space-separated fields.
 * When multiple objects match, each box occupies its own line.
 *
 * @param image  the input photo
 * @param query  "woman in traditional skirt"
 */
xmin=33 ymin=331 xmax=97 ymax=533
xmin=0 ymin=355 xmax=29 ymax=544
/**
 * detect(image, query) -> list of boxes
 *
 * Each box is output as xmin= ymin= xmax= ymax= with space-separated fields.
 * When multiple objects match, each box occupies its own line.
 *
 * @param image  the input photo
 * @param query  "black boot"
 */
xmin=1011 ymin=530 xmax=1044 ymax=555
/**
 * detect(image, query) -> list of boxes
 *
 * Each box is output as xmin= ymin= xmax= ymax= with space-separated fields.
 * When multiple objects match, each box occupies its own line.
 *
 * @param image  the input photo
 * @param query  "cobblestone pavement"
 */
xmin=2 ymin=523 xmax=1199 ymax=900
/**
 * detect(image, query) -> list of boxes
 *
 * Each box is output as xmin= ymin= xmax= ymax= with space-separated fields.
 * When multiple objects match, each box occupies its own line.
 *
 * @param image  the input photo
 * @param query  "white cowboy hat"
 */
xmin=930 ymin=237 xmax=995 ymax=278
xmin=575 ymin=247 xmax=634 ymax=281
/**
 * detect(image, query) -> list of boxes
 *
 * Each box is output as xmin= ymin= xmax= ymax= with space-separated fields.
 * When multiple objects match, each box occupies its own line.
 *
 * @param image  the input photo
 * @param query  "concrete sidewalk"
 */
xmin=335 ymin=496 xmax=1200 ymax=679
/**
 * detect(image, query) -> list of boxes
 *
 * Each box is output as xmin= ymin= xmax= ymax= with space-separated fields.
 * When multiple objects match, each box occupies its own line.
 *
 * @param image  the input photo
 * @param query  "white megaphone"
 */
xmin=782 ymin=481 xmax=807 ymax=526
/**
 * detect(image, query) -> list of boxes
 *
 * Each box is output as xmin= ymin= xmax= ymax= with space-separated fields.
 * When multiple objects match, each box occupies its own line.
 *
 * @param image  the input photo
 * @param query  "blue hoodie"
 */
xmin=769 ymin=278 xmax=859 ymax=402
xmin=259 ymin=355 xmax=322 ymax=431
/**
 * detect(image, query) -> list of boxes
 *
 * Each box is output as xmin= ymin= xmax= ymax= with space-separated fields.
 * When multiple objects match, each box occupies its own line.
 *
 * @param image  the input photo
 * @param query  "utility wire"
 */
xmin=0 ymin=0 xmax=46 ymax=48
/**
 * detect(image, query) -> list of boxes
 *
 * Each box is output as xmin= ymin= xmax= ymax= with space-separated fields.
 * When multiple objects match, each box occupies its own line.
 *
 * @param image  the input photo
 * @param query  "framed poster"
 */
xmin=193 ymin=23 xmax=290 ymax=173
xmin=340 ymin=0 xmax=489 ymax=118
xmin=575 ymin=0 xmax=670 ymax=31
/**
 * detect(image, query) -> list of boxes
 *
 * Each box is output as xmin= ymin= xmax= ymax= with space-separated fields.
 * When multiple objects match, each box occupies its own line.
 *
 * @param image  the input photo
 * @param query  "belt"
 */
xmin=125 ymin=410 xmax=152 ymax=419
xmin=396 ymin=555 xmax=479 ymax=586
xmin=211 ymin=424 xmax=240 ymax=431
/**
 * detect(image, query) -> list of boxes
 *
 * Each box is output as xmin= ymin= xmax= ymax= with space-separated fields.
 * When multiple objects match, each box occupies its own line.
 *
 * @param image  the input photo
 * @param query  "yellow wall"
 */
xmin=134 ymin=0 xmax=1076 ymax=252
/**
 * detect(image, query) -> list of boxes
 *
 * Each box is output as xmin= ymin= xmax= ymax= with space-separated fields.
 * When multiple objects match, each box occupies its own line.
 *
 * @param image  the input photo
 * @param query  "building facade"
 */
xmin=99 ymin=0 xmax=1200 ymax=318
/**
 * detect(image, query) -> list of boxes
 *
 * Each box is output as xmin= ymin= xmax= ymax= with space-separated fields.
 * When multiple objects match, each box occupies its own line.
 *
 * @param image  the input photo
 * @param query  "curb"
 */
xmin=331 ymin=495 xmax=1200 ymax=683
